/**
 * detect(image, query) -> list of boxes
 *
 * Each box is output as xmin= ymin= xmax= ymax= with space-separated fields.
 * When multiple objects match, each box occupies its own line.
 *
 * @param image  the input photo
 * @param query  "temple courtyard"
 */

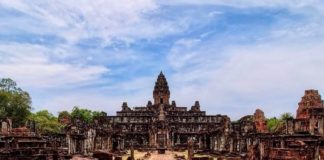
xmin=121 ymin=150 xmax=215 ymax=160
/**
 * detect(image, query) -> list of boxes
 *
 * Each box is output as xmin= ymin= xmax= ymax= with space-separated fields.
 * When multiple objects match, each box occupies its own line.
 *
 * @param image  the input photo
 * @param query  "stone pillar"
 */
xmin=167 ymin=131 xmax=171 ymax=148
xmin=280 ymin=139 xmax=285 ymax=148
xmin=8 ymin=118 xmax=12 ymax=133
xmin=220 ymin=136 xmax=226 ymax=151
xmin=67 ymin=134 xmax=72 ymax=154
xmin=131 ymin=145 xmax=135 ymax=160
xmin=240 ymin=139 xmax=246 ymax=152
xmin=204 ymin=135 xmax=207 ymax=149
xmin=199 ymin=137 xmax=202 ymax=149
xmin=259 ymin=141 xmax=264 ymax=159
xmin=188 ymin=139 xmax=194 ymax=160
xmin=154 ymin=133 xmax=157 ymax=147
xmin=210 ymin=136 xmax=214 ymax=150
xmin=310 ymin=118 xmax=315 ymax=135
xmin=229 ymin=138 xmax=233 ymax=152
xmin=315 ymin=142 xmax=320 ymax=160
xmin=286 ymin=120 xmax=294 ymax=134
xmin=81 ymin=139 xmax=85 ymax=154
xmin=122 ymin=139 xmax=125 ymax=150
xmin=215 ymin=137 xmax=219 ymax=151
xmin=172 ymin=133 xmax=175 ymax=146
xmin=319 ymin=118 xmax=324 ymax=135
xmin=109 ymin=136 xmax=113 ymax=151
xmin=149 ymin=132 xmax=155 ymax=147
xmin=177 ymin=135 xmax=180 ymax=144
xmin=1 ymin=121 xmax=8 ymax=134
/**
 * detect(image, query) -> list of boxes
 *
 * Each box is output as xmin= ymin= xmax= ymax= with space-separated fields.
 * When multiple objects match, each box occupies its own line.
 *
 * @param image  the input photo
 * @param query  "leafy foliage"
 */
xmin=266 ymin=112 xmax=294 ymax=133
xmin=0 ymin=78 xmax=32 ymax=127
xmin=266 ymin=117 xmax=281 ymax=132
xmin=29 ymin=110 xmax=63 ymax=134
xmin=71 ymin=106 xmax=106 ymax=123
xmin=71 ymin=107 xmax=93 ymax=123
xmin=92 ymin=111 xmax=107 ymax=119
xmin=280 ymin=112 xmax=294 ymax=121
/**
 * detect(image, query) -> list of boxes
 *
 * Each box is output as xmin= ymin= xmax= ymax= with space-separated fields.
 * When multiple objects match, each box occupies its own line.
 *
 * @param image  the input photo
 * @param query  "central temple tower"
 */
xmin=153 ymin=71 xmax=170 ymax=105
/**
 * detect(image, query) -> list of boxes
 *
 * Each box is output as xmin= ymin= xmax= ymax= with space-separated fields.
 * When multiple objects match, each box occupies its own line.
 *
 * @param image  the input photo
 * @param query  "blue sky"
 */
xmin=1 ymin=1 xmax=324 ymax=120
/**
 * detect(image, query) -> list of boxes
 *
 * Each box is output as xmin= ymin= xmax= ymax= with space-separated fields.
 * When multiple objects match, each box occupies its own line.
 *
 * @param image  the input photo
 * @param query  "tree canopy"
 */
xmin=70 ymin=106 xmax=106 ymax=123
xmin=266 ymin=112 xmax=294 ymax=133
xmin=29 ymin=110 xmax=63 ymax=134
xmin=280 ymin=112 xmax=294 ymax=121
xmin=0 ymin=78 xmax=32 ymax=127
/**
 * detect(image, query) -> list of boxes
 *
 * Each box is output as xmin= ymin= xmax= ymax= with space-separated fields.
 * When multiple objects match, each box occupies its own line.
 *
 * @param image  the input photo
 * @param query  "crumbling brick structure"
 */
xmin=0 ymin=118 xmax=70 ymax=159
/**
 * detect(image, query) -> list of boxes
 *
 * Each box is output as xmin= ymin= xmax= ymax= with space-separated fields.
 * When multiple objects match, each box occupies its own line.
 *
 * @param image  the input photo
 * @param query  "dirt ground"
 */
xmin=122 ymin=150 xmax=188 ymax=160
xmin=71 ymin=150 xmax=217 ymax=160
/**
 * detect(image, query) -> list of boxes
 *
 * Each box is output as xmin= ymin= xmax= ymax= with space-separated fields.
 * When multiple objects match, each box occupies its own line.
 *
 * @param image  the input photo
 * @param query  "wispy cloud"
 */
xmin=0 ymin=0 xmax=187 ymax=46
xmin=0 ymin=43 xmax=108 ymax=89
xmin=159 ymin=0 xmax=324 ymax=10
xmin=167 ymin=36 xmax=324 ymax=119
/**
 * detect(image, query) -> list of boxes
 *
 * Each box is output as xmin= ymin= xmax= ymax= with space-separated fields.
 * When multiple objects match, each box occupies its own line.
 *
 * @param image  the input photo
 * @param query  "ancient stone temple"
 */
xmin=88 ymin=72 xmax=230 ymax=152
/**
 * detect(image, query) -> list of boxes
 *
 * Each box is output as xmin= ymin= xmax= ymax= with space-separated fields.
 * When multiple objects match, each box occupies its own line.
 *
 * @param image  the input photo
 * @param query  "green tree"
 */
xmin=280 ymin=112 xmax=294 ymax=121
xmin=71 ymin=106 xmax=93 ymax=123
xmin=0 ymin=78 xmax=32 ymax=127
xmin=29 ymin=110 xmax=63 ymax=134
xmin=266 ymin=113 xmax=293 ymax=133
xmin=92 ymin=111 xmax=107 ymax=119
xmin=266 ymin=117 xmax=281 ymax=132
xmin=0 ymin=92 xmax=10 ymax=118
xmin=70 ymin=107 xmax=106 ymax=123
xmin=0 ymin=78 xmax=17 ymax=92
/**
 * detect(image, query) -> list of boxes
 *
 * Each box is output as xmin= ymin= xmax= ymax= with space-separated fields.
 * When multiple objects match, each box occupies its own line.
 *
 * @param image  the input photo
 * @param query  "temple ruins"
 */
xmin=1 ymin=72 xmax=324 ymax=159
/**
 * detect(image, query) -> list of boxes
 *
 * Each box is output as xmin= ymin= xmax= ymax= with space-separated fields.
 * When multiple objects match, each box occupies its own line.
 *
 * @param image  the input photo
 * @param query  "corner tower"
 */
xmin=296 ymin=89 xmax=324 ymax=119
xmin=153 ymin=71 xmax=170 ymax=105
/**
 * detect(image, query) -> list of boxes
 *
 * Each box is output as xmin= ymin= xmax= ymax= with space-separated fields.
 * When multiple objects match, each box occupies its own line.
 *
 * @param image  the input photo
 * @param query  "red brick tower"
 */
xmin=254 ymin=109 xmax=268 ymax=133
xmin=296 ymin=89 xmax=324 ymax=119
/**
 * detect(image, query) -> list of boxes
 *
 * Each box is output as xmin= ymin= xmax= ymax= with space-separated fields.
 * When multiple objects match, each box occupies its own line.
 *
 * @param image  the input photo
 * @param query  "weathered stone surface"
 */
xmin=297 ymin=89 xmax=324 ymax=119
xmin=153 ymin=71 xmax=170 ymax=105
xmin=59 ymin=114 xmax=71 ymax=125
xmin=253 ymin=109 xmax=268 ymax=133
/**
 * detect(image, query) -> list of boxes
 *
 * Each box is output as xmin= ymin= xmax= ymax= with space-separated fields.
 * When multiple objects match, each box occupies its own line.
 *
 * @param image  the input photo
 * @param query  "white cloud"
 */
xmin=167 ymin=39 xmax=324 ymax=119
xmin=167 ymin=38 xmax=202 ymax=70
xmin=0 ymin=43 xmax=108 ymax=89
xmin=0 ymin=0 xmax=187 ymax=45
xmin=159 ymin=0 xmax=324 ymax=10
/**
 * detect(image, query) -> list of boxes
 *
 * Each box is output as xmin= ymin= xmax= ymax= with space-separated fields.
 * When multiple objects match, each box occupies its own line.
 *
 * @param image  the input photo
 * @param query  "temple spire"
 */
xmin=153 ymin=71 xmax=170 ymax=105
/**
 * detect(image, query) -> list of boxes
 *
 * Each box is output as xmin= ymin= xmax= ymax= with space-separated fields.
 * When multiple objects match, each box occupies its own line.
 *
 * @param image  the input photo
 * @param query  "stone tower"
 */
xmin=296 ymin=89 xmax=324 ymax=119
xmin=153 ymin=71 xmax=170 ymax=105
